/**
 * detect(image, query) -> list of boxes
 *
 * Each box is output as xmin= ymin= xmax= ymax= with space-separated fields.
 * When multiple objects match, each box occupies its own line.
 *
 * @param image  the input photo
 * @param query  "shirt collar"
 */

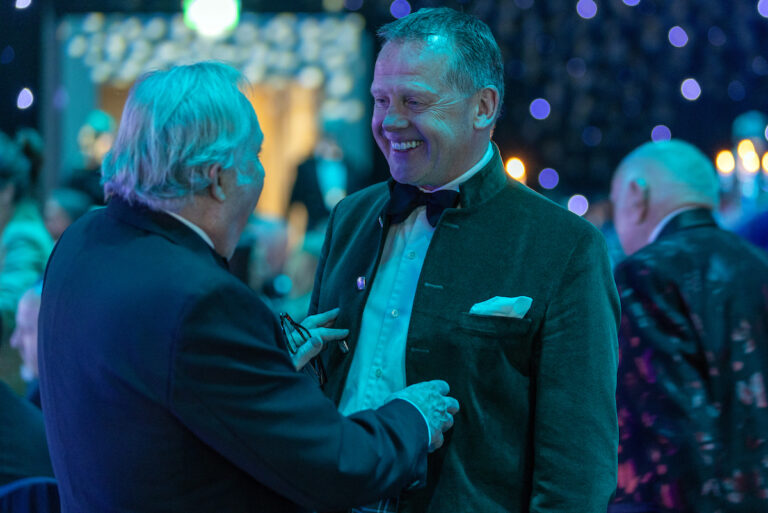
xmin=648 ymin=206 xmax=699 ymax=244
xmin=420 ymin=142 xmax=494 ymax=193
xmin=163 ymin=210 xmax=215 ymax=250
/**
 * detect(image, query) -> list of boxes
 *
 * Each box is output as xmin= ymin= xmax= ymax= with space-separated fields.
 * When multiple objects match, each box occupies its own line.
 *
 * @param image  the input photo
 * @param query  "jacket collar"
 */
xmin=657 ymin=207 xmax=717 ymax=241
xmin=381 ymin=141 xmax=507 ymax=217
xmin=105 ymin=196 xmax=229 ymax=270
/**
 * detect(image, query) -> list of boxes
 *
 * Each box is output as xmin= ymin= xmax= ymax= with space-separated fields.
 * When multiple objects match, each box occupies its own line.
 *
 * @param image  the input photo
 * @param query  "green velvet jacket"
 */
xmin=310 ymin=144 xmax=620 ymax=513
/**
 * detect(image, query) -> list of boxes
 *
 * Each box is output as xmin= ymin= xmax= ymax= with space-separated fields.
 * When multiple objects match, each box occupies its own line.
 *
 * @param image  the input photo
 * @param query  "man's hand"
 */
xmin=287 ymin=308 xmax=348 ymax=371
xmin=388 ymin=380 xmax=460 ymax=452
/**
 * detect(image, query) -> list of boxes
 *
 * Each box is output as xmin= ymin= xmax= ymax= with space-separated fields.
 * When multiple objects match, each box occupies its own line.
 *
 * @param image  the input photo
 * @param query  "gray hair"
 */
xmin=102 ymin=61 xmax=261 ymax=210
xmin=378 ymin=7 xmax=505 ymax=118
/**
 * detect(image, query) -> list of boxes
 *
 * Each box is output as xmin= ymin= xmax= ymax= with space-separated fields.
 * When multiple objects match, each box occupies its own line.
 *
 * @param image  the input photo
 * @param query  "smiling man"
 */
xmin=310 ymin=7 xmax=620 ymax=513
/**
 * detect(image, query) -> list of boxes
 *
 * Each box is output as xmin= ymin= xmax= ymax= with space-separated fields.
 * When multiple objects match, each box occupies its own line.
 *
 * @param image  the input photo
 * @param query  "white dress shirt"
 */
xmin=339 ymin=142 xmax=494 ymax=415
xmin=647 ymin=206 xmax=700 ymax=244
xmin=164 ymin=210 xmax=215 ymax=249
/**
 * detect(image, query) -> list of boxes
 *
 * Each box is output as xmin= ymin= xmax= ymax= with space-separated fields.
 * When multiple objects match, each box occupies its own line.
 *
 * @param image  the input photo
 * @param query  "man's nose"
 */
xmin=381 ymin=106 xmax=409 ymax=130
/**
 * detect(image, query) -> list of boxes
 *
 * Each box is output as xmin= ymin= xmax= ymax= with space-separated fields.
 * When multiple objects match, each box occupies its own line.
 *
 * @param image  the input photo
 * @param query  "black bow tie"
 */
xmin=386 ymin=182 xmax=459 ymax=227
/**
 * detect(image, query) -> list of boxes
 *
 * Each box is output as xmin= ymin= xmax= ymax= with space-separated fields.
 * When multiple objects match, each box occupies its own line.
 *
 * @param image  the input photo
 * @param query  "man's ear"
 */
xmin=628 ymin=178 xmax=650 ymax=223
xmin=207 ymin=164 xmax=226 ymax=202
xmin=473 ymin=86 xmax=500 ymax=130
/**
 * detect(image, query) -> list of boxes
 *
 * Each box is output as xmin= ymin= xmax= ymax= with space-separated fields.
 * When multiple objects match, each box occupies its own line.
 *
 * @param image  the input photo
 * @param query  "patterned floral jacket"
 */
xmin=611 ymin=208 xmax=768 ymax=513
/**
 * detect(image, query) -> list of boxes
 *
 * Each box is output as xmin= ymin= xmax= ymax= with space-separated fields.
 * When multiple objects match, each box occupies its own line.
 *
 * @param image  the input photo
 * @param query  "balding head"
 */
xmin=610 ymin=139 xmax=719 ymax=255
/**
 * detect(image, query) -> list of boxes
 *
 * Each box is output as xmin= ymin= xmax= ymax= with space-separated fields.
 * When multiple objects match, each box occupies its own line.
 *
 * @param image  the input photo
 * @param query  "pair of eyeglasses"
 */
xmin=279 ymin=312 xmax=327 ymax=385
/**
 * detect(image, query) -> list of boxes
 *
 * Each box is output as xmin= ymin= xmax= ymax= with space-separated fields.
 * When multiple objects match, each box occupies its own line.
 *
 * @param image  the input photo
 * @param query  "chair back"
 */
xmin=0 ymin=477 xmax=60 ymax=513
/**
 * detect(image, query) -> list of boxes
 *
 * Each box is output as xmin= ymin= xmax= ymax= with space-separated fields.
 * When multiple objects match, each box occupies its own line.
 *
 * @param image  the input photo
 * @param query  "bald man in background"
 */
xmin=609 ymin=140 xmax=768 ymax=512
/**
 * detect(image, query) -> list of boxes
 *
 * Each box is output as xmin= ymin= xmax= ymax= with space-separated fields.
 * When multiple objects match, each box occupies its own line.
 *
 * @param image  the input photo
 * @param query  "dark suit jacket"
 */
xmin=0 ymin=381 xmax=53 ymax=486
xmin=612 ymin=208 xmax=768 ymax=512
xmin=310 ymin=145 xmax=620 ymax=512
xmin=38 ymin=198 xmax=428 ymax=513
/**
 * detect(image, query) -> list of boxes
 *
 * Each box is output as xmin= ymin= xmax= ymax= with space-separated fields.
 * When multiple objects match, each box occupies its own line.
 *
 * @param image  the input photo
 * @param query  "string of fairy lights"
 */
xmin=4 ymin=0 xmax=768 ymax=218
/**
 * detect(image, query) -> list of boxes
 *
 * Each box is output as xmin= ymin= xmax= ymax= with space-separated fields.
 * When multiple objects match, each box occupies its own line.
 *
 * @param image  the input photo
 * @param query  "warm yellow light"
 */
xmin=715 ymin=150 xmax=735 ymax=175
xmin=744 ymin=152 xmax=760 ymax=173
xmin=763 ymin=152 xmax=768 ymax=173
xmin=737 ymin=139 xmax=756 ymax=158
xmin=505 ymin=157 xmax=525 ymax=181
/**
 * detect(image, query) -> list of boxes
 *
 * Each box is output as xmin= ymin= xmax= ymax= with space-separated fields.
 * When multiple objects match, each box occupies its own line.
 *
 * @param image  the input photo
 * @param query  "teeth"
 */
xmin=391 ymin=140 xmax=423 ymax=150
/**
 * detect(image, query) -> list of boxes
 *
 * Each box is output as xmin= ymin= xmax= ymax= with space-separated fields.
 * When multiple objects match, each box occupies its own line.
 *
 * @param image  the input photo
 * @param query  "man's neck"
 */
xmin=421 ymin=141 xmax=493 ymax=192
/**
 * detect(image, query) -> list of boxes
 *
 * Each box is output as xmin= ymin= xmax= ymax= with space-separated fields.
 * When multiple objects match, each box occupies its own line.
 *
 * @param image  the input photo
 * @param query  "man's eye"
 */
xmin=374 ymin=98 xmax=388 ymax=108
xmin=406 ymin=99 xmax=422 ymax=107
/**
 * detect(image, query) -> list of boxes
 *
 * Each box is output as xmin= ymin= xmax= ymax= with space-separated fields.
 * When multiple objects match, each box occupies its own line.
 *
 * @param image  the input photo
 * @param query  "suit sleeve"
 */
xmin=530 ymin=228 xmax=620 ymax=512
xmin=168 ymin=283 xmax=427 ymax=512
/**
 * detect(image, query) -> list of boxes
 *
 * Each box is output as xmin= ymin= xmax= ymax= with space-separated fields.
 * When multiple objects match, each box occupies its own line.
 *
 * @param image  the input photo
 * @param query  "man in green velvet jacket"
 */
xmin=309 ymin=7 xmax=620 ymax=513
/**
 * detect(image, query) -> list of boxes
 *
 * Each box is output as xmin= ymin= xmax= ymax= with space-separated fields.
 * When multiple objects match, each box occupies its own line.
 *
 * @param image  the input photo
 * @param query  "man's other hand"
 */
xmin=288 ymin=308 xmax=348 ymax=371
xmin=388 ymin=380 xmax=460 ymax=452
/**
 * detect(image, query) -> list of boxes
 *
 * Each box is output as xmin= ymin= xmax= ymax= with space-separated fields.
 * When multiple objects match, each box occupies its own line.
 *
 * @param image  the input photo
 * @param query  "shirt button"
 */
xmin=406 ymin=250 xmax=416 ymax=260
xmin=375 ymin=368 xmax=383 ymax=378
xmin=391 ymin=309 xmax=399 ymax=318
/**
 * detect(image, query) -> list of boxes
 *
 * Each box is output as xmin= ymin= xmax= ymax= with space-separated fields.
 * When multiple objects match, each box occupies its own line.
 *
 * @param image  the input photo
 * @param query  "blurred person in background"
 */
xmin=43 ymin=187 xmax=94 ymax=241
xmin=0 ymin=132 xmax=53 ymax=346
xmin=38 ymin=61 xmax=459 ymax=513
xmin=10 ymin=283 xmax=43 ymax=408
xmin=310 ymin=7 xmax=619 ymax=512
xmin=610 ymin=139 xmax=768 ymax=512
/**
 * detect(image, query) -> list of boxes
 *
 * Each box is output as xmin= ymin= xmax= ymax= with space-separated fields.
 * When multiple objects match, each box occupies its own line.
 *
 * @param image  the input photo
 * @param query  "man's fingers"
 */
xmin=446 ymin=397 xmax=460 ymax=414
xmin=430 ymin=380 xmax=450 ymax=395
xmin=311 ymin=327 xmax=349 ymax=342
xmin=302 ymin=308 xmax=340 ymax=329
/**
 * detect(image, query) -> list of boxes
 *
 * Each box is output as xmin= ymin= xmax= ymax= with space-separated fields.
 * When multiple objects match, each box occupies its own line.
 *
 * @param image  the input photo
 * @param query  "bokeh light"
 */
xmin=529 ymin=98 xmax=551 ymax=120
xmin=651 ymin=124 xmax=671 ymax=141
xmin=568 ymin=194 xmax=589 ymax=216
xmin=576 ymin=0 xmax=597 ymax=19
xmin=765 ymin=124 xmax=768 ymax=141
xmin=680 ymin=78 xmax=701 ymax=101
xmin=622 ymin=0 xmax=640 ymax=5
xmin=582 ymin=126 xmax=602 ymax=146
xmin=322 ymin=0 xmax=344 ymax=11
xmin=737 ymin=139 xmax=756 ymax=158
xmin=759 ymin=0 xmax=768 ymax=18
xmin=15 ymin=0 xmax=32 ymax=9
xmin=505 ymin=157 xmax=526 ymax=181
xmin=390 ymin=0 xmax=411 ymax=18
xmin=538 ymin=168 xmax=559 ymax=189
xmin=715 ymin=150 xmax=735 ymax=174
xmin=183 ymin=0 xmax=240 ymax=38
xmin=668 ymin=26 xmax=688 ymax=47
xmin=16 ymin=88 xmax=33 ymax=109
xmin=744 ymin=152 xmax=761 ymax=173
xmin=762 ymin=152 xmax=768 ymax=173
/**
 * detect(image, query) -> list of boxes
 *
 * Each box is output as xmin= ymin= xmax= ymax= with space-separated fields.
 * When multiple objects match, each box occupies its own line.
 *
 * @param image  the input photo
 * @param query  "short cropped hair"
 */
xmin=378 ymin=7 xmax=505 ymax=117
xmin=102 ymin=61 xmax=261 ymax=210
xmin=0 ymin=131 xmax=31 ymax=202
xmin=619 ymin=139 xmax=720 ymax=208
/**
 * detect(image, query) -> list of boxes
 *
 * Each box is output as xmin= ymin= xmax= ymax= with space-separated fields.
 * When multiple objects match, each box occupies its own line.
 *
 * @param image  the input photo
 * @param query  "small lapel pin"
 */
xmin=338 ymin=340 xmax=350 ymax=354
xmin=378 ymin=215 xmax=384 ymax=227
xmin=356 ymin=276 xmax=366 ymax=290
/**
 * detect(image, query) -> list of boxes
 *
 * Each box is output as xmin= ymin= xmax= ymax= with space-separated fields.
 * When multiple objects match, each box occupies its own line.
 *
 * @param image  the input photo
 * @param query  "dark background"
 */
xmin=2 ymin=0 xmax=767 ymax=198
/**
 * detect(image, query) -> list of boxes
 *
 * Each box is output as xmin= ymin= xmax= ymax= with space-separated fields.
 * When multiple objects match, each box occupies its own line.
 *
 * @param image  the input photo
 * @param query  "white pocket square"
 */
xmin=469 ymin=296 xmax=532 ymax=319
